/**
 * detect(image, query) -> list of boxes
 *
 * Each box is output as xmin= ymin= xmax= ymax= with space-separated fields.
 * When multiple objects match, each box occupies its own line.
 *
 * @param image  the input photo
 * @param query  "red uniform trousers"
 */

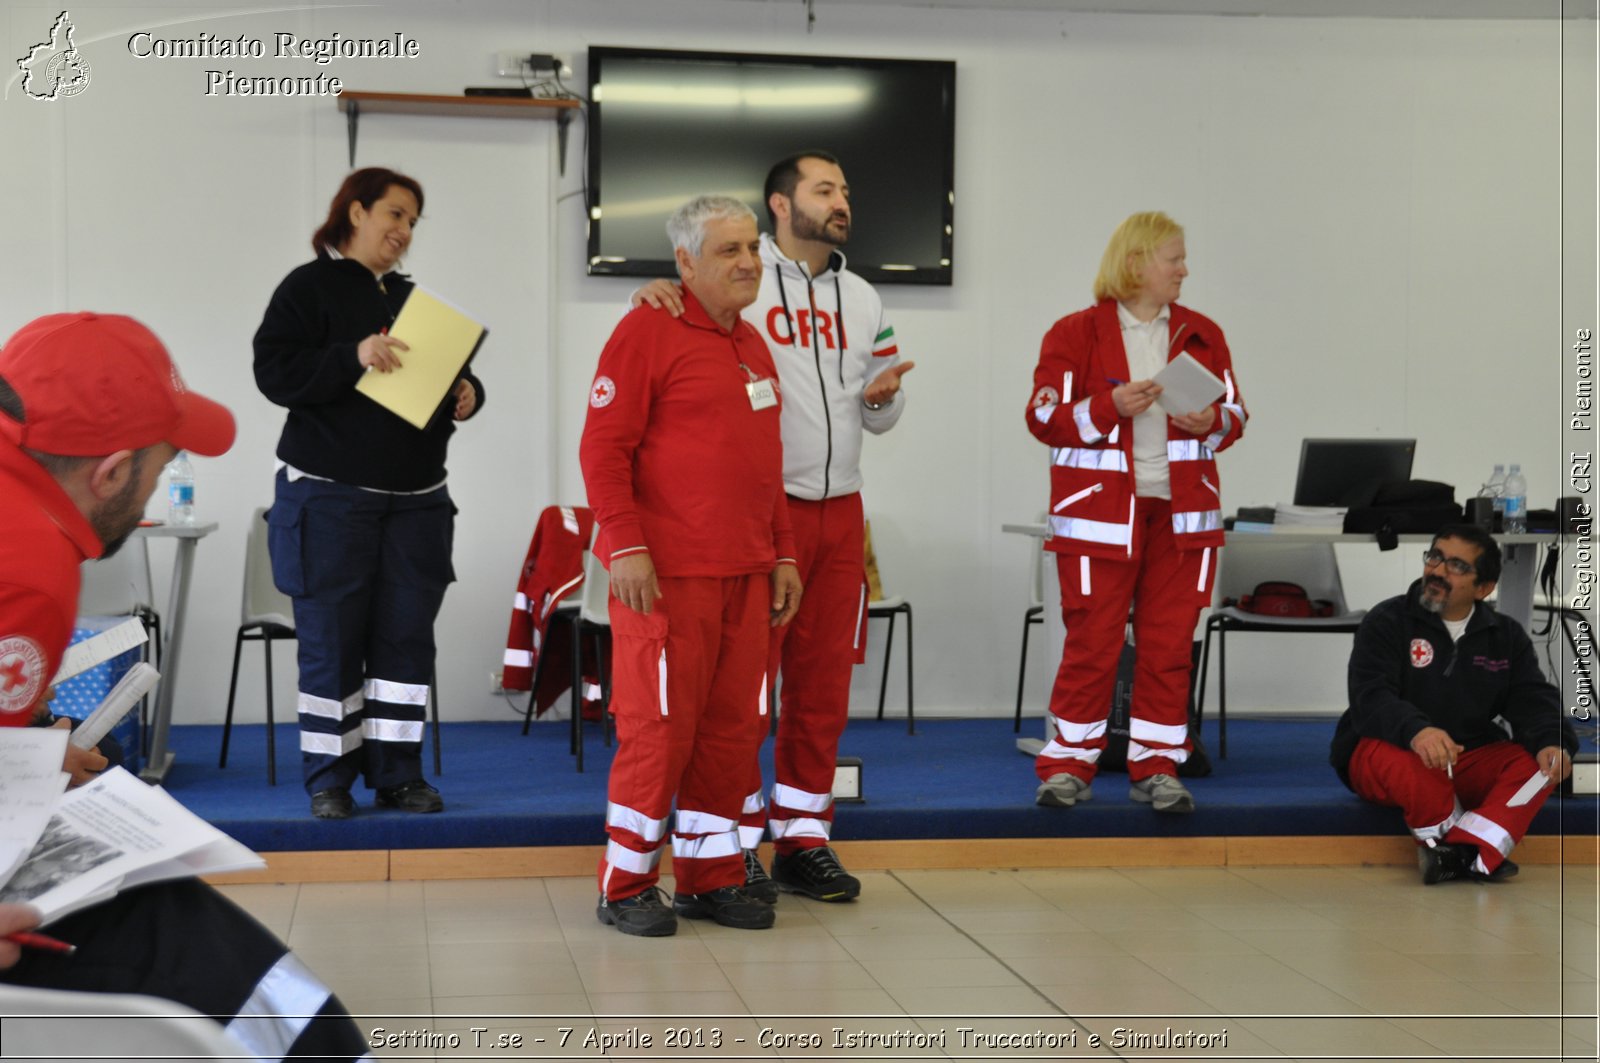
xmin=598 ymin=574 xmax=771 ymax=900
xmin=1348 ymin=737 xmax=1548 ymax=874
xmin=1036 ymin=498 xmax=1215 ymax=785
xmin=739 ymin=493 xmax=867 ymax=855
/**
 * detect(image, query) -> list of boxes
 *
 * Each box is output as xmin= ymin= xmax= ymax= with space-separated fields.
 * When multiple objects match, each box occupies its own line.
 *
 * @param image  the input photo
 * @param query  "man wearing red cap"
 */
xmin=0 ymin=313 xmax=369 ymax=1061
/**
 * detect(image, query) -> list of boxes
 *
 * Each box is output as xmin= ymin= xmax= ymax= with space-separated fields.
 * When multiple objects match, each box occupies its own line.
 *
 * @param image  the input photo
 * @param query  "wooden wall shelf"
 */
xmin=336 ymin=91 xmax=581 ymax=170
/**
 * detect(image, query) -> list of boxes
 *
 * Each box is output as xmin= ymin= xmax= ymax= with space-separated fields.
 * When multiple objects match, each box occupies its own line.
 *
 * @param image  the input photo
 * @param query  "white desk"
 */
xmin=1001 ymin=524 xmax=1556 ymax=756
xmin=131 ymin=522 xmax=218 ymax=783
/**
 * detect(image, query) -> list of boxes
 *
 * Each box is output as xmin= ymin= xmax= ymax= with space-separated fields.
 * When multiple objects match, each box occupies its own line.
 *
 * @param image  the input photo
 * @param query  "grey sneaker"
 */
xmin=1035 ymin=773 xmax=1093 ymax=808
xmin=1129 ymin=773 xmax=1194 ymax=814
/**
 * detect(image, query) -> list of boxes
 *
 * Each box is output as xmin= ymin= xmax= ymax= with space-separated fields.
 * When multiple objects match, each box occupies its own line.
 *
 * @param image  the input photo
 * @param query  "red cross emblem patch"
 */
xmin=589 ymin=375 xmax=616 ymax=409
xmin=1409 ymin=638 xmax=1434 ymax=669
xmin=1031 ymin=385 xmax=1060 ymax=409
xmin=0 ymin=636 xmax=47 ymax=716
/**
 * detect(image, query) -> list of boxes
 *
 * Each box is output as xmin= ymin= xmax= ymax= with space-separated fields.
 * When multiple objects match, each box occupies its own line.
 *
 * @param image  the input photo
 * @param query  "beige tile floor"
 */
xmin=219 ymin=863 xmax=1600 ymax=1061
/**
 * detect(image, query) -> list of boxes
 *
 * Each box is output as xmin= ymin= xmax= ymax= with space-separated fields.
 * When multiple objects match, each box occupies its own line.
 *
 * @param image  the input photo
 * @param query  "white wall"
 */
xmin=1 ymin=1 xmax=1590 ymax=733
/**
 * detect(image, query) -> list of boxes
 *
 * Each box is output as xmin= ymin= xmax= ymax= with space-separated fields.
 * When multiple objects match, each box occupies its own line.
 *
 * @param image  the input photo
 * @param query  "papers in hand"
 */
xmin=1153 ymin=352 xmax=1225 ymax=417
xmin=68 ymin=662 xmax=159 ymax=751
xmin=356 ymin=285 xmax=487 ymax=429
xmin=1506 ymin=768 xmax=1552 ymax=808
xmin=50 ymin=617 xmax=147 ymax=685
xmin=0 ymin=731 xmax=263 ymax=925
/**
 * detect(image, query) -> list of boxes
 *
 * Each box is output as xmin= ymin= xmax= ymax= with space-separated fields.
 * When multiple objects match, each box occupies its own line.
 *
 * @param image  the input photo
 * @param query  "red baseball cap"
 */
xmin=0 ymin=312 xmax=235 ymax=458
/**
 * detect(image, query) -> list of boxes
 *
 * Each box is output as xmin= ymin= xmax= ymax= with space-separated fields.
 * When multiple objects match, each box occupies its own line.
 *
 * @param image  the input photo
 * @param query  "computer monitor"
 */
xmin=1293 ymin=438 xmax=1417 ymax=507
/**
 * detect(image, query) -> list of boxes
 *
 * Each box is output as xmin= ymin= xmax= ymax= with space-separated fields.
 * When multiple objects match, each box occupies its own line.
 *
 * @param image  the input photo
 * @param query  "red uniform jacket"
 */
xmin=503 ymin=505 xmax=595 ymax=712
xmin=0 ymin=443 xmax=104 ymax=724
xmin=580 ymin=290 xmax=795 ymax=576
xmin=1026 ymin=300 xmax=1246 ymax=559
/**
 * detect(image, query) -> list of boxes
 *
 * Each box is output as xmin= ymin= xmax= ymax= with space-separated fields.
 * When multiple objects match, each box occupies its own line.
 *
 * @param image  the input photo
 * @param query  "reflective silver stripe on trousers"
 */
xmin=608 ymin=801 xmax=670 ymax=843
xmin=1079 ymin=555 xmax=1092 ymax=597
xmin=225 ymin=951 xmax=330 ymax=1063
xmin=1455 ymin=810 xmax=1515 ymax=857
xmin=658 ymin=648 xmax=670 ymax=716
xmin=772 ymin=782 xmax=832 ymax=813
xmin=1128 ymin=741 xmax=1191 ymax=764
xmin=769 ymin=816 xmax=831 ymax=840
xmin=361 ymin=718 xmax=422 ymax=743
xmin=299 ymin=729 xmax=361 ymax=756
xmin=1053 ymin=718 xmax=1107 ymax=743
xmin=604 ymin=839 xmax=661 ymax=874
xmin=1039 ymin=738 xmax=1101 ymax=763
xmin=1410 ymin=802 xmax=1464 ymax=844
xmin=672 ymin=831 xmax=740 ymax=861
xmin=676 ymin=809 xmax=738 ymax=836
xmin=503 ymin=648 xmax=532 ymax=668
xmin=297 ymin=690 xmax=363 ymax=720
xmin=365 ymin=677 xmax=427 ymax=705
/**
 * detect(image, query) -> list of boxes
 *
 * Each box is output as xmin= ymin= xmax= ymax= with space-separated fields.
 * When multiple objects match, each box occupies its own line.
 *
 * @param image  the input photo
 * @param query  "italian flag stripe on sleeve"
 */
xmin=872 ymin=326 xmax=899 ymax=358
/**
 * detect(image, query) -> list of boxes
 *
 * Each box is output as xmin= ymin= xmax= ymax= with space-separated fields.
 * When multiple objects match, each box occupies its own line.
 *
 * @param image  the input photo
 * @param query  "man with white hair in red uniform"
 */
xmin=634 ymin=150 xmax=914 ymax=904
xmin=583 ymin=195 xmax=803 ymax=937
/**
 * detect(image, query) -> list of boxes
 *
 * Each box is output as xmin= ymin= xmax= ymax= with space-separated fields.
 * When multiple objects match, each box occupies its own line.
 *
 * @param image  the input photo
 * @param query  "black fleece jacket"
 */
xmin=253 ymin=255 xmax=485 ymax=492
xmin=1330 ymin=579 xmax=1574 ymax=788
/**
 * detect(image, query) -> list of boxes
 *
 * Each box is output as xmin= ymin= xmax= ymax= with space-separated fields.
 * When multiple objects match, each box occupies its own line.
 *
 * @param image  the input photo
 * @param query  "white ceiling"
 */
xmin=761 ymin=0 xmax=1589 ymax=20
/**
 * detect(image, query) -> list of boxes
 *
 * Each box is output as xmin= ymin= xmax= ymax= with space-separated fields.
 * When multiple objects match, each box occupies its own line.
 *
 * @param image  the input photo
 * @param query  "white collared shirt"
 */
xmin=1117 ymin=301 xmax=1171 ymax=499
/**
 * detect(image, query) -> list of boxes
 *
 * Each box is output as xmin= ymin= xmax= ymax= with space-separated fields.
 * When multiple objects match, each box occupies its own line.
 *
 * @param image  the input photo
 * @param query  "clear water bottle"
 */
xmin=167 ymin=450 xmax=196 ymax=526
xmin=1484 ymin=463 xmax=1507 ymax=525
xmin=1502 ymin=463 xmax=1527 ymax=534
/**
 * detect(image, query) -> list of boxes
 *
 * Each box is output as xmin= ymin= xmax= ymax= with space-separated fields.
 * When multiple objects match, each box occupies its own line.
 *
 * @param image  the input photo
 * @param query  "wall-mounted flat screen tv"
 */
xmin=586 ymin=46 xmax=956 ymax=286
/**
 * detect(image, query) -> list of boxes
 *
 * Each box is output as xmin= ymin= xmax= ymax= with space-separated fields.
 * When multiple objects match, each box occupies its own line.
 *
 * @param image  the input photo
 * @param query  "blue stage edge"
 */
xmin=159 ymin=717 xmax=1595 ymax=854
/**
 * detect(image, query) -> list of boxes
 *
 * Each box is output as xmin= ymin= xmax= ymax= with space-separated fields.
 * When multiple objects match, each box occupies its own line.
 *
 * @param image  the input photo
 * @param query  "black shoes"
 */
xmin=598 ymin=887 xmax=678 ymax=937
xmin=742 ymin=849 xmax=779 ymax=904
xmin=310 ymin=787 xmax=354 ymax=819
xmin=772 ymin=846 xmax=861 ymax=902
xmin=673 ymin=885 xmax=775 ymax=929
xmin=1419 ymin=842 xmax=1517 ymax=885
xmin=375 ymin=779 xmax=444 ymax=814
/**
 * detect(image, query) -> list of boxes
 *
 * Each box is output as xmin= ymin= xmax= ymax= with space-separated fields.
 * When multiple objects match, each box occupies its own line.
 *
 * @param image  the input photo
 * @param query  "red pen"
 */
xmin=6 ymin=931 xmax=76 ymax=955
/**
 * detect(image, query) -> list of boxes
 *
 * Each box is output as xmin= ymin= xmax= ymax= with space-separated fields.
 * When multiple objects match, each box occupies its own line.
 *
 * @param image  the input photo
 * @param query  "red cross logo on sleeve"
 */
xmin=1409 ymin=638 xmax=1434 ymax=669
xmin=0 ymin=636 xmax=47 ymax=716
xmin=590 ymin=376 xmax=616 ymax=409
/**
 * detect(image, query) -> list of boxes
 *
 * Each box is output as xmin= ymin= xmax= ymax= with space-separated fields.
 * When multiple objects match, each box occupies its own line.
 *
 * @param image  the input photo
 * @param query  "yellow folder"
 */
xmin=356 ymin=286 xmax=487 ymax=429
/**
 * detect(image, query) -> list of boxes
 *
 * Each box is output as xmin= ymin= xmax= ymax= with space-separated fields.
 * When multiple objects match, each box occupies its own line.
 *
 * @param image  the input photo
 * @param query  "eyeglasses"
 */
xmin=1422 ymin=549 xmax=1475 ymax=576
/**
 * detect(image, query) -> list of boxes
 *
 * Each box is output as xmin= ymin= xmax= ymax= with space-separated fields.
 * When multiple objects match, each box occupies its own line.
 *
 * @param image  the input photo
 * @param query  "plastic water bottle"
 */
xmin=1502 ymin=463 xmax=1527 ymax=534
xmin=1484 ymin=464 xmax=1507 ymax=525
xmin=167 ymin=451 xmax=196 ymax=526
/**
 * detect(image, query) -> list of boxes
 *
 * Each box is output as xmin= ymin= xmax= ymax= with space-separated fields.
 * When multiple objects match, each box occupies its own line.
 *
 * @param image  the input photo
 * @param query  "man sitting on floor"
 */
xmin=1330 ymin=523 xmax=1574 ymax=884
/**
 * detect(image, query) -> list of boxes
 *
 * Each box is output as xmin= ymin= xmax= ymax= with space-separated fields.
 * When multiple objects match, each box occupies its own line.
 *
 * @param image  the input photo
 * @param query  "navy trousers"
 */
xmin=267 ymin=471 xmax=453 ymax=795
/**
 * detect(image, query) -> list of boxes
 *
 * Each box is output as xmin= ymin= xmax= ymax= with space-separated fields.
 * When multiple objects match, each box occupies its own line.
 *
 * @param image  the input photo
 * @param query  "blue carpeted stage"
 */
xmin=157 ymin=716 xmax=1594 ymax=854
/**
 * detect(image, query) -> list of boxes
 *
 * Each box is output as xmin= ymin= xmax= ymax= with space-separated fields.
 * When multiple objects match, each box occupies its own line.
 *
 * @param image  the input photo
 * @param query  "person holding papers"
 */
xmin=1332 ymin=524 xmax=1574 ymax=884
xmin=0 ymin=312 xmax=369 ymax=1061
xmin=1026 ymin=211 xmax=1246 ymax=814
xmin=254 ymin=167 xmax=485 ymax=819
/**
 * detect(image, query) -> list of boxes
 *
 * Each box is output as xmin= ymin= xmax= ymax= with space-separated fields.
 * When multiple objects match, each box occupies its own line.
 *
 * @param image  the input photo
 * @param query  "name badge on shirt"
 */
xmin=746 ymin=378 xmax=778 ymax=410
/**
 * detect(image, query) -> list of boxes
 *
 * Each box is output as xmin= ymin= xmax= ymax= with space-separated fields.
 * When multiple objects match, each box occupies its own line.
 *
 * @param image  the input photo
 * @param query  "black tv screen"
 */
xmin=586 ymin=46 xmax=956 ymax=286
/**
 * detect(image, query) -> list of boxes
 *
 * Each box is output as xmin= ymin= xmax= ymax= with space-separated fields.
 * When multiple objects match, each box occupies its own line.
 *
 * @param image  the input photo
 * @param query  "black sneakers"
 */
xmin=598 ymin=887 xmax=678 ymax=937
xmin=1419 ymin=842 xmax=1518 ymax=885
xmin=772 ymin=846 xmax=861 ymax=902
xmin=672 ymin=885 xmax=775 ymax=929
xmin=742 ymin=849 xmax=779 ymax=904
xmin=310 ymin=787 xmax=354 ymax=819
xmin=375 ymin=779 xmax=444 ymax=814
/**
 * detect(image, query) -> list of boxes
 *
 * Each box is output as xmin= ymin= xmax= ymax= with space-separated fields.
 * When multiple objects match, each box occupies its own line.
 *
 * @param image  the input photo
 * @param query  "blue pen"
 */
xmin=1105 ymin=377 xmax=1125 ymax=386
